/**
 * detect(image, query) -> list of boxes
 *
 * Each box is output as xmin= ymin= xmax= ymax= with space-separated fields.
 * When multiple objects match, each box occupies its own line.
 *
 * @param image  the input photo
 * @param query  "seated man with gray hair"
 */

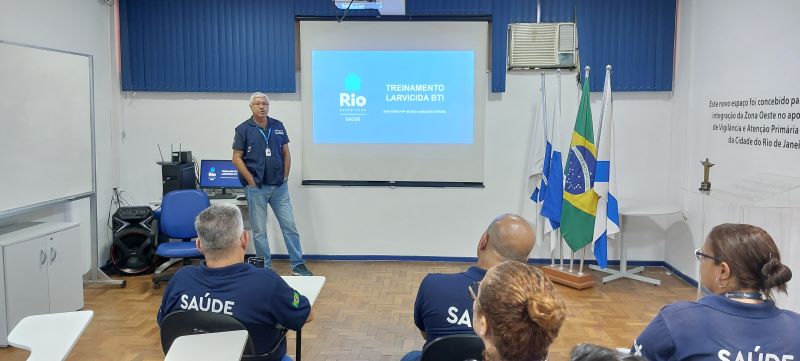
xmin=157 ymin=203 xmax=312 ymax=360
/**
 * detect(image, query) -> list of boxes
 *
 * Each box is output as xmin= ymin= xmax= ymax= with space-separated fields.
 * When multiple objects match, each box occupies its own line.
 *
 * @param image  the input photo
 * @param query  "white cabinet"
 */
xmin=0 ymin=222 xmax=84 ymax=346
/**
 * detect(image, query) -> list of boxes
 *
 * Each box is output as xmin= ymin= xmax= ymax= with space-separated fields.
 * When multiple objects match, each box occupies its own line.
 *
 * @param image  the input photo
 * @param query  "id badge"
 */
xmin=247 ymin=256 xmax=265 ymax=268
xmin=265 ymin=148 xmax=272 ymax=157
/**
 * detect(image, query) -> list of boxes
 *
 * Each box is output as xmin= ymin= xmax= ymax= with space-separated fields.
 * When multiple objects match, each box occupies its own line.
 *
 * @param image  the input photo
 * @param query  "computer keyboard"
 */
xmin=208 ymin=193 xmax=236 ymax=200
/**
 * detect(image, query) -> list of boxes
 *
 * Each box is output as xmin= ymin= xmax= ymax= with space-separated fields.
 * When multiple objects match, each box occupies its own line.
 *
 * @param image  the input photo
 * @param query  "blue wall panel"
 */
xmin=120 ymin=0 xmax=295 ymax=92
xmin=119 ymin=0 xmax=675 ymax=93
xmin=406 ymin=0 xmax=492 ymax=16
xmin=540 ymin=0 xmax=575 ymax=22
xmin=490 ymin=0 xmax=537 ymax=92
xmin=576 ymin=0 xmax=675 ymax=91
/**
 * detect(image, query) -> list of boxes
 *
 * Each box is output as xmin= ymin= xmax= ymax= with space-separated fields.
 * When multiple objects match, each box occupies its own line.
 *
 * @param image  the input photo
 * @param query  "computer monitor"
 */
xmin=199 ymin=160 xmax=243 ymax=192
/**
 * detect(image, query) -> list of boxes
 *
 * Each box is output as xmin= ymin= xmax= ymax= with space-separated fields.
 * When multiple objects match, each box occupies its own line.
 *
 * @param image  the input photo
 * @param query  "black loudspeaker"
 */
xmin=110 ymin=206 xmax=158 ymax=275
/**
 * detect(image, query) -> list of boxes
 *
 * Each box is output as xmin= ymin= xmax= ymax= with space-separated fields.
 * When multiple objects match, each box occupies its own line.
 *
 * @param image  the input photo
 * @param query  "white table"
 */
xmin=589 ymin=201 xmax=683 ymax=285
xmin=7 ymin=310 xmax=93 ymax=361
xmin=164 ymin=330 xmax=249 ymax=361
xmin=281 ymin=276 xmax=325 ymax=361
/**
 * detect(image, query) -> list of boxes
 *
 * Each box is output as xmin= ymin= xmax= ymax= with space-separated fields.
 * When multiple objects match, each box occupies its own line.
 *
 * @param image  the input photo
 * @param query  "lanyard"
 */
xmin=257 ymin=126 xmax=272 ymax=147
xmin=724 ymin=291 xmax=764 ymax=300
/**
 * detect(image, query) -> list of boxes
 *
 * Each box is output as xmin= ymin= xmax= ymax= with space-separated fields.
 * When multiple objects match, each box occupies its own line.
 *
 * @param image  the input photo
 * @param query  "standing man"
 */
xmin=401 ymin=213 xmax=536 ymax=361
xmin=232 ymin=92 xmax=313 ymax=276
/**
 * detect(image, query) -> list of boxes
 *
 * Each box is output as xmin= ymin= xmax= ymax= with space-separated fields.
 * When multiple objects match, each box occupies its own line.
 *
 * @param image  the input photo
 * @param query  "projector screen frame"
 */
xmin=298 ymin=20 xmax=490 ymax=188
xmin=301 ymin=180 xmax=485 ymax=188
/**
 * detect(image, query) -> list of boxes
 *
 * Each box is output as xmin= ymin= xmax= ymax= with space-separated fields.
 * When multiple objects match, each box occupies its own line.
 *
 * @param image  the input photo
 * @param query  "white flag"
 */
xmin=592 ymin=65 xmax=620 ymax=269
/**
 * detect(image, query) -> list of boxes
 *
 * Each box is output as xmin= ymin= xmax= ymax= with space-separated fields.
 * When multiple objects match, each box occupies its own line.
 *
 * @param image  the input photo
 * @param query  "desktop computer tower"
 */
xmin=161 ymin=162 xmax=196 ymax=195
xmin=171 ymin=150 xmax=192 ymax=164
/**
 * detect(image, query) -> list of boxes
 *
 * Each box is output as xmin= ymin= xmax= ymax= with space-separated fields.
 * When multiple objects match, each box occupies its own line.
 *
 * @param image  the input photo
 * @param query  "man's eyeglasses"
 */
xmin=468 ymin=281 xmax=480 ymax=300
xmin=694 ymin=248 xmax=721 ymax=263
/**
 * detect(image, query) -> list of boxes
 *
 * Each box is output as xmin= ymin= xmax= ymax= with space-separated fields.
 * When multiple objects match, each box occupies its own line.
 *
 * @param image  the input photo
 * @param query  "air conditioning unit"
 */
xmin=334 ymin=0 xmax=383 ymax=10
xmin=508 ymin=23 xmax=577 ymax=69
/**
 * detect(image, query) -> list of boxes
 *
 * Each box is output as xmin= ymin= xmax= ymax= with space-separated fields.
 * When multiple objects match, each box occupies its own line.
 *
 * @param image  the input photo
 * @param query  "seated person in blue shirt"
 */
xmin=157 ymin=203 xmax=313 ymax=361
xmin=633 ymin=223 xmax=799 ymax=361
xmin=401 ymin=213 xmax=536 ymax=361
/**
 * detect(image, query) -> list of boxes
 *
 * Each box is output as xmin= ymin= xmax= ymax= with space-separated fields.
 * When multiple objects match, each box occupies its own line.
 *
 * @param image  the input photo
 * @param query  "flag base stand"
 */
xmin=541 ymin=265 xmax=595 ymax=290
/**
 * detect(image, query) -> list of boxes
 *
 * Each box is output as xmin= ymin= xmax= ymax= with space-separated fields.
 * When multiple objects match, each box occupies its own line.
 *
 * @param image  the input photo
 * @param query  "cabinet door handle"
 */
xmin=50 ymin=246 xmax=57 ymax=263
xmin=40 ymin=249 xmax=47 ymax=266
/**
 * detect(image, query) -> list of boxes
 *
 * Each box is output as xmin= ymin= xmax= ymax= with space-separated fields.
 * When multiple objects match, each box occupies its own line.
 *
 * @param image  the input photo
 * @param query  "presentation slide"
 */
xmin=312 ymin=51 xmax=474 ymax=144
xmin=199 ymin=160 xmax=242 ymax=188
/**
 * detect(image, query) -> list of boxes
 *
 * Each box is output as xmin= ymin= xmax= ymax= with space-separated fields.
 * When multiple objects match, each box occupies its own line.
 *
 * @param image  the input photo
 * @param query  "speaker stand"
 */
xmin=83 ymin=267 xmax=125 ymax=287
xmin=83 ymin=194 xmax=126 ymax=288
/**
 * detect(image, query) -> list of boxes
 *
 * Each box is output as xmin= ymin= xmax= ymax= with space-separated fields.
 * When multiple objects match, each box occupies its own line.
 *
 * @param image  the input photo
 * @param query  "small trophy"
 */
xmin=699 ymin=158 xmax=715 ymax=192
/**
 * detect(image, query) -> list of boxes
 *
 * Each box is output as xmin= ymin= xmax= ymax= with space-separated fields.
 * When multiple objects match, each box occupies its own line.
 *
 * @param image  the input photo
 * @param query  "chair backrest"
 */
xmin=160 ymin=310 xmax=255 ymax=355
xmin=420 ymin=334 xmax=485 ymax=361
xmin=160 ymin=190 xmax=210 ymax=239
xmin=160 ymin=310 xmax=287 ymax=361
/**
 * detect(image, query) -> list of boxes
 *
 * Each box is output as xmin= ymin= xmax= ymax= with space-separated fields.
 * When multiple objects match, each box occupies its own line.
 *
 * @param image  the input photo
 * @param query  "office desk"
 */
xmin=281 ymin=276 xmax=325 ymax=361
xmin=7 ymin=310 xmax=93 ymax=361
xmin=164 ymin=330 xmax=249 ymax=361
xmin=589 ymin=201 xmax=683 ymax=285
xmin=150 ymin=198 xmax=246 ymax=207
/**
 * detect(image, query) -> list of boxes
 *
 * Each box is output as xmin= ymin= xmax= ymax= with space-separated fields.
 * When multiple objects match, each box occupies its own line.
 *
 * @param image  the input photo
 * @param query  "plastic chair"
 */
xmin=160 ymin=310 xmax=290 ymax=361
xmin=151 ymin=189 xmax=210 ymax=288
xmin=420 ymin=334 xmax=485 ymax=361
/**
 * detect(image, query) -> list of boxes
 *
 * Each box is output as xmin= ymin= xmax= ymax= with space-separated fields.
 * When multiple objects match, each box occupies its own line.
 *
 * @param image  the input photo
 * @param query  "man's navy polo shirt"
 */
xmin=232 ymin=117 xmax=290 ymax=186
xmin=633 ymin=294 xmax=800 ymax=361
xmin=414 ymin=266 xmax=486 ymax=344
xmin=157 ymin=262 xmax=311 ymax=360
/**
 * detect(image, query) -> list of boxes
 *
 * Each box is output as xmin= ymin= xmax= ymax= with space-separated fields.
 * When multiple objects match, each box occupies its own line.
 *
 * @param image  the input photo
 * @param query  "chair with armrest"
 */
xmin=420 ymin=334 xmax=485 ymax=361
xmin=7 ymin=310 xmax=93 ymax=361
xmin=160 ymin=310 xmax=290 ymax=361
xmin=151 ymin=189 xmax=210 ymax=288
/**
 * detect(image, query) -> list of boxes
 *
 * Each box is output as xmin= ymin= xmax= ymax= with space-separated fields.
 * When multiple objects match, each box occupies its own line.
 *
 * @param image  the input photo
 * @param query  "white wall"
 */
xmin=119 ymin=64 xmax=674 ymax=261
xmin=667 ymin=0 xmax=800 ymax=311
xmin=588 ymin=91 xmax=674 ymax=262
xmin=0 ymin=0 xmax=118 ymax=273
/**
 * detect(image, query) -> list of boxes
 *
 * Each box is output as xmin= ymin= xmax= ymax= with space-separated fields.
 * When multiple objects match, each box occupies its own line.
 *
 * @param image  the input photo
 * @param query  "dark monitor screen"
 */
xmin=199 ymin=160 xmax=242 ymax=189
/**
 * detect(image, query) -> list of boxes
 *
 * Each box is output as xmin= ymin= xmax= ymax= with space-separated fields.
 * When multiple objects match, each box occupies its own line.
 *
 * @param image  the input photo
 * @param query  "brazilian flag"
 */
xmin=561 ymin=76 xmax=599 ymax=252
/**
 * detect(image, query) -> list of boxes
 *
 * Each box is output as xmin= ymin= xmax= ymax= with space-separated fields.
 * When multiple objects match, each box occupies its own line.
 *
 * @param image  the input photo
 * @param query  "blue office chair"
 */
xmin=151 ymin=189 xmax=210 ymax=288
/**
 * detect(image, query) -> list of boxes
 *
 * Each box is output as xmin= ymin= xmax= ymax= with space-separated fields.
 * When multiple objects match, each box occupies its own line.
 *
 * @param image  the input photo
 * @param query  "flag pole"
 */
xmin=555 ymin=69 xmax=563 ymax=271
xmin=595 ymin=65 xmax=612 ymax=146
xmin=569 ymin=251 xmax=574 ymax=272
xmin=575 ymin=65 xmax=590 ymax=277
xmin=558 ymin=230 xmax=564 ymax=269
xmin=541 ymin=71 xmax=548 ymax=147
xmin=550 ymin=69 xmax=561 ymax=144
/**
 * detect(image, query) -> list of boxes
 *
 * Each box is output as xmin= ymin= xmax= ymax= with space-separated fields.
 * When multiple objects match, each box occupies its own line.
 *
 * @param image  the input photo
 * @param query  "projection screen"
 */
xmin=299 ymin=21 xmax=488 ymax=186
